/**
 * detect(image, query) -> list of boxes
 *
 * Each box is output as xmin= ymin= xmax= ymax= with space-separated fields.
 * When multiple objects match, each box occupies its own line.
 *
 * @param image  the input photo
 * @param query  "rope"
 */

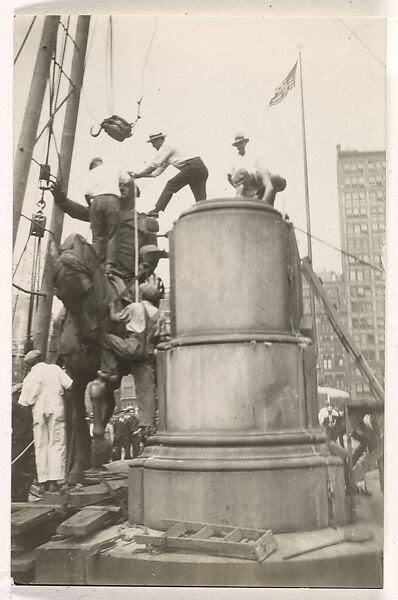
xmin=293 ymin=225 xmax=383 ymax=272
xmin=59 ymin=19 xmax=79 ymax=51
xmin=11 ymin=440 xmax=34 ymax=465
xmin=80 ymin=17 xmax=100 ymax=125
xmin=54 ymin=17 xmax=70 ymax=109
xmin=34 ymin=88 xmax=75 ymax=145
xmin=13 ymin=230 xmax=31 ymax=278
xmin=110 ymin=16 xmax=114 ymax=113
xmin=12 ymin=283 xmax=47 ymax=297
xmin=338 ymin=18 xmax=385 ymax=68
xmin=140 ymin=16 xmax=158 ymax=98
xmin=129 ymin=17 xmax=158 ymax=131
xmin=105 ymin=17 xmax=113 ymax=114
xmin=14 ymin=16 xmax=37 ymax=65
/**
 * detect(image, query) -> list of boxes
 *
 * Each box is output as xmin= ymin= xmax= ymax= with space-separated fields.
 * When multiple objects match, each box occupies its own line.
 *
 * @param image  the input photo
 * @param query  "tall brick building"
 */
xmin=336 ymin=145 xmax=386 ymax=402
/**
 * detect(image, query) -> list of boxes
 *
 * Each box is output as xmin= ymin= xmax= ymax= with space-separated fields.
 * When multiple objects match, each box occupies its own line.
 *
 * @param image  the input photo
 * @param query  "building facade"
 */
xmin=302 ymin=271 xmax=350 ymax=393
xmin=336 ymin=145 xmax=386 ymax=402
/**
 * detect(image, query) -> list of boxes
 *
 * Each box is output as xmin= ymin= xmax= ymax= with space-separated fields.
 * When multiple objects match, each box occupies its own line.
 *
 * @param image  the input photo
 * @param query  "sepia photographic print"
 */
xmin=4 ymin=1 xmax=398 ymax=596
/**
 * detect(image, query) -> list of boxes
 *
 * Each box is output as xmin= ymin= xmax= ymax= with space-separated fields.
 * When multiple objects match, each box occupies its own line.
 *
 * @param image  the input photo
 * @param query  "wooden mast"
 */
xmin=34 ymin=16 xmax=91 ymax=355
xmin=13 ymin=16 xmax=60 ymax=248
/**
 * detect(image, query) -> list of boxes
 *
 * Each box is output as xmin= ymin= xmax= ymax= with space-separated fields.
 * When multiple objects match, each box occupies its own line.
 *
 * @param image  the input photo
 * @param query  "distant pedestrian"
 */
xmin=18 ymin=350 xmax=73 ymax=494
xmin=131 ymin=133 xmax=209 ymax=216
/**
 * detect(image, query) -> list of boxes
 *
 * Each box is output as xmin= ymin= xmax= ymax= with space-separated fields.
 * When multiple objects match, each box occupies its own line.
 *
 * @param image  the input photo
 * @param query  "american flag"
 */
xmin=269 ymin=62 xmax=298 ymax=107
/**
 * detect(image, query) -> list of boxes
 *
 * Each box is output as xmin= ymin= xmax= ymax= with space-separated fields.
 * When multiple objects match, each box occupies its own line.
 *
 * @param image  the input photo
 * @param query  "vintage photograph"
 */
xmin=11 ymin=12 xmax=386 ymax=588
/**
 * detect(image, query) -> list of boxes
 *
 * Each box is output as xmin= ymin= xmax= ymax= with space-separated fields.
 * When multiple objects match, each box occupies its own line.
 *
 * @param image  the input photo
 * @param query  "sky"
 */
xmin=13 ymin=15 xmax=386 ymax=289
xmin=6 ymin=10 xmax=398 ymax=595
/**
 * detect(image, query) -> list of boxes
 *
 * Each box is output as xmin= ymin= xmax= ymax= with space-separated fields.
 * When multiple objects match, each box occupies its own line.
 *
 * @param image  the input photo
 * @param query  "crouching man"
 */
xmin=231 ymin=167 xmax=286 ymax=207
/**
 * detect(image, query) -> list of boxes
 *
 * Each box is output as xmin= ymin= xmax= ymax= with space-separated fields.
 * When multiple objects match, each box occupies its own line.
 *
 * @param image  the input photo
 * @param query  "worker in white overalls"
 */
xmin=18 ymin=350 xmax=73 ymax=494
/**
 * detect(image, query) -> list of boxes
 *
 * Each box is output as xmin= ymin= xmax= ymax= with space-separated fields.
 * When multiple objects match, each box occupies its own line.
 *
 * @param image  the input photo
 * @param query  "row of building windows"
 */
xmin=350 ymin=286 xmax=372 ymax=298
xmin=354 ymin=382 xmax=371 ymax=395
xmin=352 ymin=316 xmax=373 ymax=328
xmin=351 ymin=299 xmax=385 ymax=312
xmin=348 ymin=268 xmax=372 ymax=280
xmin=350 ymin=300 xmax=373 ymax=313
xmin=321 ymin=356 xmax=345 ymax=370
xmin=346 ymin=206 xmax=385 ymax=217
xmin=347 ymin=258 xmax=375 ymax=271
xmin=352 ymin=332 xmax=376 ymax=345
xmin=343 ymin=160 xmax=385 ymax=174
xmin=344 ymin=190 xmax=385 ymax=202
xmin=343 ymin=175 xmax=385 ymax=188
xmin=345 ymin=222 xmax=385 ymax=236
xmin=346 ymin=239 xmax=384 ymax=255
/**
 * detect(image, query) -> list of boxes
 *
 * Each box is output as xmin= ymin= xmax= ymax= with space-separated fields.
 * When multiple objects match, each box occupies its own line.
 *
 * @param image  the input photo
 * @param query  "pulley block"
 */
xmin=90 ymin=115 xmax=134 ymax=142
xmin=29 ymin=212 xmax=47 ymax=238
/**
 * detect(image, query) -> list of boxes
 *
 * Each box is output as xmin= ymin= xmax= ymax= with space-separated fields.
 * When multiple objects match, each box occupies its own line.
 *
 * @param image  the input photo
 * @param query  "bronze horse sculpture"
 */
xmin=49 ymin=181 xmax=164 ymax=484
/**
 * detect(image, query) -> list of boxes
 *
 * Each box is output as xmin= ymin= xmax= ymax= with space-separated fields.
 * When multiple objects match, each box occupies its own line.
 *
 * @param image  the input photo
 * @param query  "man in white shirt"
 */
xmin=85 ymin=157 xmax=127 ymax=274
xmin=18 ymin=350 xmax=73 ymax=493
xmin=131 ymin=133 xmax=209 ymax=216
xmin=228 ymin=133 xmax=287 ymax=206
xmin=98 ymin=283 xmax=167 ymax=427
xmin=227 ymin=133 xmax=257 ymax=187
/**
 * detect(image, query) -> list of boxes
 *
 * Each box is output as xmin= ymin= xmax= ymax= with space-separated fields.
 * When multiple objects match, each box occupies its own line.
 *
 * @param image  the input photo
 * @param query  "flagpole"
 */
xmin=298 ymin=50 xmax=318 ymax=358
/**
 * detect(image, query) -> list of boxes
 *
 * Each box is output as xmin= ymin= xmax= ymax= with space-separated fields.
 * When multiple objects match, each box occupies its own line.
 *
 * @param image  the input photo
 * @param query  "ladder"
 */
xmin=134 ymin=519 xmax=277 ymax=562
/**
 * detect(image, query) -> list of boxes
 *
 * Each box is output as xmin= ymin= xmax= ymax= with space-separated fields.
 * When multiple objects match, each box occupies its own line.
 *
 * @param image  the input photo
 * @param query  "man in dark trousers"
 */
xmin=131 ymin=132 xmax=209 ymax=216
xmin=11 ymin=384 xmax=35 ymax=502
xmin=49 ymin=175 xmax=159 ymax=284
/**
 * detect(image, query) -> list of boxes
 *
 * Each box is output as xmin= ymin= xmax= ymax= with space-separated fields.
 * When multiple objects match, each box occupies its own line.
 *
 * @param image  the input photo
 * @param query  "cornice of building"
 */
xmin=336 ymin=145 xmax=386 ymax=159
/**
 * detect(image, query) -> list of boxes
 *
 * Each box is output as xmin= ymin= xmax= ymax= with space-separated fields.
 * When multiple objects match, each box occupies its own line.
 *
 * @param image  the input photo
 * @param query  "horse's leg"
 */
xmin=67 ymin=382 xmax=91 ymax=485
xmin=103 ymin=392 xmax=115 ymax=428
xmin=89 ymin=379 xmax=116 ymax=467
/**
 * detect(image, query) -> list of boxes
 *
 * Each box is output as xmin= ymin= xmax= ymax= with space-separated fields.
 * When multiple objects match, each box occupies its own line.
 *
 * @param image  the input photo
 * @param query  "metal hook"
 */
xmin=90 ymin=124 xmax=103 ymax=138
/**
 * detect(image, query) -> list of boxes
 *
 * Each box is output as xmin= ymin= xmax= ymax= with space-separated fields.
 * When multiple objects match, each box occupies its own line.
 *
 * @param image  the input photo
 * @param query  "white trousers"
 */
xmin=33 ymin=414 xmax=66 ymax=483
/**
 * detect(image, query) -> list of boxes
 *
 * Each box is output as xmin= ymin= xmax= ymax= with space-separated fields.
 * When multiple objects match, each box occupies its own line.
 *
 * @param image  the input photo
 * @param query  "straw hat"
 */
xmin=232 ymin=133 xmax=249 ymax=146
xmin=147 ymin=132 xmax=166 ymax=143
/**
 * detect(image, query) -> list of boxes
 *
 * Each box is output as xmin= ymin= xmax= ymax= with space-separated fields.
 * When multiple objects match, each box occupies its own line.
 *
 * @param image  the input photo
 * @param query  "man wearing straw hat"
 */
xmin=228 ymin=133 xmax=287 ymax=206
xmin=131 ymin=132 xmax=209 ymax=216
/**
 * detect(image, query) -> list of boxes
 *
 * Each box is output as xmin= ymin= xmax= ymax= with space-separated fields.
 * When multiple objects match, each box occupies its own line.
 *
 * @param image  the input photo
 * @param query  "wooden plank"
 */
xmin=162 ymin=519 xmax=268 ymax=538
xmin=353 ymin=439 xmax=384 ymax=484
xmin=134 ymin=532 xmax=277 ymax=562
xmin=12 ymin=507 xmax=57 ymax=535
xmin=57 ymin=508 xmax=116 ymax=538
xmin=191 ymin=525 xmax=214 ymax=540
xmin=223 ymin=529 xmax=243 ymax=543
xmin=12 ymin=502 xmax=121 ymax=513
xmin=43 ymin=480 xmax=127 ymax=507
xmin=163 ymin=522 xmax=188 ymax=538
xmin=11 ymin=550 xmax=36 ymax=574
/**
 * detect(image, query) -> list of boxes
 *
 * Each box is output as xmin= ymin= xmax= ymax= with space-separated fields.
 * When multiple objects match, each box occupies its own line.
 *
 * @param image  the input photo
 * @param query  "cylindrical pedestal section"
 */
xmin=129 ymin=442 xmax=346 ymax=533
xmin=156 ymin=335 xmax=319 ymax=433
xmin=129 ymin=337 xmax=347 ymax=532
xmin=171 ymin=200 xmax=297 ymax=336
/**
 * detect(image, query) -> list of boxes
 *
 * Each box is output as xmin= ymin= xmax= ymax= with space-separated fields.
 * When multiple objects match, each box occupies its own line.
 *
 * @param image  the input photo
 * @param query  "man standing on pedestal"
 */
xmin=131 ymin=132 xmax=209 ymax=216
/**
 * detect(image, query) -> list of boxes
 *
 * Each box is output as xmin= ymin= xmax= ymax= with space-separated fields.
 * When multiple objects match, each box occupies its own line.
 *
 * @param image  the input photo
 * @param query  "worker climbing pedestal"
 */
xmin=129 ymin=199 xmax=347 ymax=533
